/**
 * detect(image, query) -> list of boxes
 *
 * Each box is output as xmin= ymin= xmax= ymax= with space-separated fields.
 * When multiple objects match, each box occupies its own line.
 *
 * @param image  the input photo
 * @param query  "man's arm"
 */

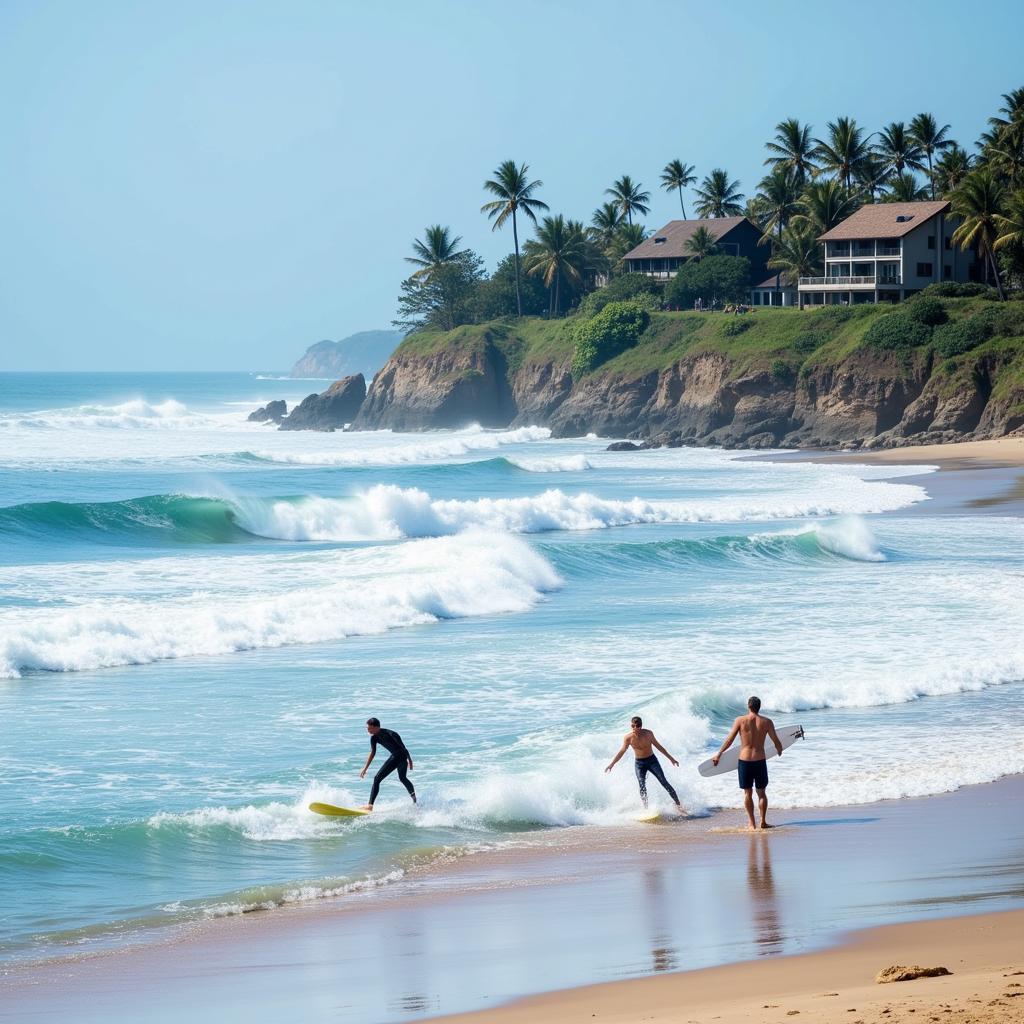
xmin=650 ymin=734 xmax=679 ymax=768
xmin=405 ymin=746 xmax=413 ymax=771
xmin=767 ymin=719 xmax=783 ymax=757
xmin=359 ymin=743 xmax=376 ymax=779
xmin=711 ymin=721 xmax=741 ymax=767
xmin=605 ymin=737 xmax=630 ymax=773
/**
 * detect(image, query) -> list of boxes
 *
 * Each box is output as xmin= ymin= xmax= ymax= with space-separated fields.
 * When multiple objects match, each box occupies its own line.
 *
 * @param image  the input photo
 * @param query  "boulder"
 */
xmin=247 ymin=399 xmax=287 ymax=424
xmin=279 ymin=375 xmax=366 ymax=432
xmin=606 ymin=441 xmax=641 ymax=451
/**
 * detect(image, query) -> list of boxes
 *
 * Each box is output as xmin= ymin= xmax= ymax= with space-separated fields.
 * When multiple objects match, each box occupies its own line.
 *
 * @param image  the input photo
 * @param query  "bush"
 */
xmin=576 ymin=274 xmax=660 ymax=318
xmin=663 ymin=254 xmax=751 ymax=309
xmin=921 ymin=281 xmax=997 ymax=298
xmin=722 ymin=317 xmax=751 ymax=337
xmin=792 ymin=330 xmax=826 ymax=355
xmin=864 ymin=314 xmax=932 ymax=350
xmin=905 ymin=295 xmax=947 ymax=326
xmin=932 ymin=319 xmax=987 ymax=357
xmin=571 ymin=301 xmax=650 ymax=376
xmin=971 ymin=303 xmax=1024 ymax=338
xmin=770 ymin=359 xmax=791 ymax=381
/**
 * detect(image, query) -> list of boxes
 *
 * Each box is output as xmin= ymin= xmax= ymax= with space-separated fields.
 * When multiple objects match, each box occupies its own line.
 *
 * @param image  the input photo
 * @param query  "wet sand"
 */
xmin=2 ymin=775 xmax=1023 ymax=1024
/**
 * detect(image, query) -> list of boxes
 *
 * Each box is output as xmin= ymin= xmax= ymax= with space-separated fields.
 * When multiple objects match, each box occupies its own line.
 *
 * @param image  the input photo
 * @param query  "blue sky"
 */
xmin=1 ymin=0 xmax=1021 ymax=370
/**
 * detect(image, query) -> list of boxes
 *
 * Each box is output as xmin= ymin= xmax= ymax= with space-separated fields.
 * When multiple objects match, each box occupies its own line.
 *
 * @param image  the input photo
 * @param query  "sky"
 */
xmin=1 ymin=0 xmax=1022 ymax=371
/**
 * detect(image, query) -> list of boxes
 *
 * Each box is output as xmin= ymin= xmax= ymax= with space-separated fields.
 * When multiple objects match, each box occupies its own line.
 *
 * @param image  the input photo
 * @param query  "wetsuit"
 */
xmin=634 ymin=754 xmax=679 ymax=807
xmin=368 ymin=728 xmax=416 ymax=805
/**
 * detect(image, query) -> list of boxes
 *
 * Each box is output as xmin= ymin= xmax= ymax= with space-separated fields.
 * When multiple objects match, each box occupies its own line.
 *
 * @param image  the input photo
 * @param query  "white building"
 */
xmin=798 ymin=200 xmax=976 ymax=307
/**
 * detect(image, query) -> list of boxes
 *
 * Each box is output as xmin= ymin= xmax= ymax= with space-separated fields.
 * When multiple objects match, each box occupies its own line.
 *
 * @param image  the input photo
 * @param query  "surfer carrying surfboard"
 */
xmin=711 ymin=696 xmax=783 ymax=830
xmin=359 ymin=718 xmax=416 ymax=811
xmin=605 ymin=716 xmax=684 ymax=814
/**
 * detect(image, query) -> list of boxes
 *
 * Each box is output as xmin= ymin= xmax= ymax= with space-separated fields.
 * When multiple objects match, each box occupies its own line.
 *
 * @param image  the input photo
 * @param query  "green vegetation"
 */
xmin=864 ymin=314 xmax=932 ymax=350
xmin=571 ymin=301 xmax=650 ymax=377
xmin=663 ymin=255 xmax=751 ymax=309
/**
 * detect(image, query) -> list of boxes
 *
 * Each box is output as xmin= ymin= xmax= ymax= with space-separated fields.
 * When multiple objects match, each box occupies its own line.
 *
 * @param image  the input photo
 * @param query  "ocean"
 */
xmin=2 ymin=371 xmax=1023 ymax=966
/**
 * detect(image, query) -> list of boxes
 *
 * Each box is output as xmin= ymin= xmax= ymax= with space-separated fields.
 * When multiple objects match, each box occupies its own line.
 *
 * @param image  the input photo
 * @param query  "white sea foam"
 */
xmin=0 ymin=533 xmax=560 ymax=677
xmin=506 ymin=455 xmax=593 ymax=472
xmin=231 ymin=479 xmax=926 ymax=543
xmin=0 ymin=398 xmax=233 ymax=431
xmin=753 ymin=516 xmax=887 ymax=562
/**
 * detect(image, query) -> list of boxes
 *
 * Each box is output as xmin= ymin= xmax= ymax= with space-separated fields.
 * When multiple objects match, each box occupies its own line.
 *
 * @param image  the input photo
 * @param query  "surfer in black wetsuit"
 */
xmin=359 ymin=717 xmax=416 ymax=810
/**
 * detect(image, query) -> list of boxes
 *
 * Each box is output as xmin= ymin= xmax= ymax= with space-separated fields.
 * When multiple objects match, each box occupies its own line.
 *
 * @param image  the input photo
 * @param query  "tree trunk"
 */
xmin=678 ymin=186 xmax=686 ymax=219
xmin=555 ymin=273 xmax=561 ymax=317
xmin=512 ymin=209 xmax=522 ymax=317
xmin=928 ymin=151 xmax=935 ymax=199
xmin=988 ymin=246 xmax=1006 ymax=301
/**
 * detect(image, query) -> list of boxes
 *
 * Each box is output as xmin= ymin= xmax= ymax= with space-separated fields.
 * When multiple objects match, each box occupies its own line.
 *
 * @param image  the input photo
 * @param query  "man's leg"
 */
xmin=367 ymin=755 xmax=399 ymax=807
xmin=645 ymin=757 xmax=682 ymax=810
xmin=742 ymin=788 xmax=756 ymax=829
xmin=395 ymin=760 xmax=416 ymax=803
xmin=634 ymin=760 xmax=650 ymax=808
xmin=757 ymin=787 xmax=769 ymax=829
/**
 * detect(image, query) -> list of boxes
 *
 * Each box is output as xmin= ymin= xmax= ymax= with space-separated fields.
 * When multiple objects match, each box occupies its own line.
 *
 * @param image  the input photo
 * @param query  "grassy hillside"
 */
xmin=396 ymin=296 xmax=1024 ymax=394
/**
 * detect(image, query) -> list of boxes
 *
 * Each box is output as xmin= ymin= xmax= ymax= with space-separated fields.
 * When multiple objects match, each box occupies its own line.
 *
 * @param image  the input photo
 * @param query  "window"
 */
xmin=916 ymin=262 xmax=933 ymax=277
xmin=927 ymin=235 xmax=935 ymax=249
xmin=753 ymin=291 xmax=761 ymax=306
xmin=944 ymin=236 xmax=952 ymax=250
xmin=943 ymin=265 xmax=952 ymax=280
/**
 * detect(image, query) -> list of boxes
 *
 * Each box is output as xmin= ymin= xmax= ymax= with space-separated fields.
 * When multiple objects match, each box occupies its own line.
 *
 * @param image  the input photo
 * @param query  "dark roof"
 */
xmin=623 ymin=217 xmax=752 ymax=259
xmin=753 ymin=272 xmax=795 ymax=289
xmin=818 ymin=201 xmax=950 ymax=241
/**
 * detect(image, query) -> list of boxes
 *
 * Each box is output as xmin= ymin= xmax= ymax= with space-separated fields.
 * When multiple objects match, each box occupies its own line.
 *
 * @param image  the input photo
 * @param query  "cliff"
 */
xmin=290 ymin=330 xmax=403 ymax=380
xmin=351 ymin=298 xmax=1024 ymax=448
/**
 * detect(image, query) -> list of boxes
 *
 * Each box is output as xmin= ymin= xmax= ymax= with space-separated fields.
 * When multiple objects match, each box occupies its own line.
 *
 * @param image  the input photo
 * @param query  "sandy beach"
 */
xmin=838 ymin=437 xmax=1024 ymax=469
xmin=435 ymin=909 xmax=1024 ymax=1024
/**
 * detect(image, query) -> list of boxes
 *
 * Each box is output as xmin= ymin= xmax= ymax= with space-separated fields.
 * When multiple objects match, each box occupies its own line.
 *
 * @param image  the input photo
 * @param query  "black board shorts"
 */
xmin=737 ymin=758 xmax=769 ymax=790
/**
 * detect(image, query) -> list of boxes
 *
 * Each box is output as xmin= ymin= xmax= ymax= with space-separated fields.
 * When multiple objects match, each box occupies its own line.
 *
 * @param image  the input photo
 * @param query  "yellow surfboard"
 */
xmin=634 ymin=810 xmax=662 ymax=823
xmin=308 ymin=802 xmax=368 ymax=817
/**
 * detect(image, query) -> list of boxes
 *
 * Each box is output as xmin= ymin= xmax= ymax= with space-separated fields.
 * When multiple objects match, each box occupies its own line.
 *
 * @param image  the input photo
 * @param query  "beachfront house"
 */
xmin=622 ymin=217 xmax=770 ymax=289
xmin=797 ymin=200 xmax=976 ymax=307
xmin=751 ymin=272 xmax=798 ymax=307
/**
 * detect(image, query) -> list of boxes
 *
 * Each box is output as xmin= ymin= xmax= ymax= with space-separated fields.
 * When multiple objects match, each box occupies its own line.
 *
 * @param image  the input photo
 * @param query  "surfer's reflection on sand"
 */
xmin=747 ymin=834 xmax=783 ymax=953
xmin=643 ymin=868 xmax=679 ymax=973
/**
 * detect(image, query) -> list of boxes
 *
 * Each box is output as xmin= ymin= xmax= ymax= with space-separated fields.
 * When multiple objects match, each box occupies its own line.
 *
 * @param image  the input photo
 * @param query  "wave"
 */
xmin=0 ymin=398 xmax=236 ymax=431
xmin=248 ymin=425 xmax=553 ymax=467
xmin=0 ymin=533 xmax=560 ymax=678
xmin=504 ymin=455 xmax=593 ymax=473
xmin=230 ymin=482 xmax=923 ymax=543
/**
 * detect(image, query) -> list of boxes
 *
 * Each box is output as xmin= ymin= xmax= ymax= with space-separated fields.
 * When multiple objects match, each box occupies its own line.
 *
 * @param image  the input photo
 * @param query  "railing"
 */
xmin=799 ymin=275 xmax=882 ymax=286
xmin=851 ymin=247 xmax=875 ymax=258
xmin=877 ymin=246 xmax=901 ymax=256
xmin=827 ymin=248 xmax=851 ymax=258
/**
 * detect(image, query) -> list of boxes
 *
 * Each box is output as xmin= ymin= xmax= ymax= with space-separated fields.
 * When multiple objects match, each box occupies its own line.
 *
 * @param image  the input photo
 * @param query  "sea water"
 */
xmin=1 ymin=371 xmax=1022 ymax=964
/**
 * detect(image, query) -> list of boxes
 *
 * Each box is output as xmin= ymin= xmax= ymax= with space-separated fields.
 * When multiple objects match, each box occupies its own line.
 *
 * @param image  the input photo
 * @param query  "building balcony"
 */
xmin=877 ymin=245 xmax=901 ymax=256
xmin=798 ymin=275 xmax=902 ymax=288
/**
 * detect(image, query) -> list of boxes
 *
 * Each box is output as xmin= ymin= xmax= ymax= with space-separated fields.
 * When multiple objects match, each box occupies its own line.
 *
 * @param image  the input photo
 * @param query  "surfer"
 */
xmin=605 ymin=716 xmax=684 ymax=813
xmin=712 ymin=696 xmax=783 ymax=830
xmin=359 ymin=718 xmax=416 ymax=810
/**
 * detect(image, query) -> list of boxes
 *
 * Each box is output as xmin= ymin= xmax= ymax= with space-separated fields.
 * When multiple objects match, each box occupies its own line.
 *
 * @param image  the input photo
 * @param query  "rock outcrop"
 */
xmin=247 ymin=400 xmax=288 ymax=424
xmin=277 ymin=374 xmax=366 ymax=431
xmin=290 ymin=331 xmax=403 ymax=380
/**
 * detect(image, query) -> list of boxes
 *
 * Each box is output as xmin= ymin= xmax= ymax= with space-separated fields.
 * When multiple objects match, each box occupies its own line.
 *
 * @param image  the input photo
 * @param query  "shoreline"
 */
xmin=432 ymin=908 xmax=1024 ymax=1024
xmin=3 ymin=773 xmax=1023 ymax=1023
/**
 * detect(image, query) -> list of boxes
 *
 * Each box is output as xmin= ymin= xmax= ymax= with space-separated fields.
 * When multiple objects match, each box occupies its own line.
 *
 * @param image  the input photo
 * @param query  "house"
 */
xmin=797 ymin=200 xmax=976 ymax=307
xmin=622 ymin=217 xmax=770 ymax=285
xmin=751 ymin=271 xmax=798 ymax=307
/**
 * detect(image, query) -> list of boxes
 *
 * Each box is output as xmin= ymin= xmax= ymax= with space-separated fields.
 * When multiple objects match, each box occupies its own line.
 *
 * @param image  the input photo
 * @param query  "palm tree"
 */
xmin=950 ymin=168 xmax=1006 ymax=299
xmin=994 ymin=188 xmax=1024 ymax=255
xmin=883 ymin=172 xmax=928 ymax=203
xmin=764 ymin=118 xmax=818 ymax=186
xmin=986 ymin=87 xmax=1024 ymax=140
xmin=934 ymin=145 xmax=974 ymax=195
xmin=755 ymin=167 xmax=801 ymax=244
xmin=590 ymin=201 xmax=625 ymax=248
xmin=606 ymin=175 xmax=651 ymax=225
xmin=481 ymin=160 xmax=549 ymax=316
xmin=406 ymin=225 xmax=469 ymax=280
xmin=606 ymin=223 xmax=648 ymax=275
xmin=853 ymin=152 xmax=889 ymax=202
xmin=793 ymin=180 xmax=858 ymax=236
xmin=685 ymin=226 xmax=719 ymax=260
xmin=908 ymin=113 xmax=954 ymax=198
xmin=694 ymin=168 xmax=745 ymax=218
xmin=989 ymin=122 xmax=1024 ymax=189
xmin=815 ymin=117 xmax=870 ymax=191
xmin=523 ymin=215 xmax=586 ymax=316
xmin=660 ymin=159 xmax=697 ymax=217
xmin=767 ymin=224 xmax=822 ymax=299
xmin=875 ymin=121 xmax=925 ymax=177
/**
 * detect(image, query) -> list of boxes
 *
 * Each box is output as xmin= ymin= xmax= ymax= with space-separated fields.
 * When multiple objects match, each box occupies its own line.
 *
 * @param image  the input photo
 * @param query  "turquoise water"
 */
xmin=2 ymin=372 xmax=1023 ymax=965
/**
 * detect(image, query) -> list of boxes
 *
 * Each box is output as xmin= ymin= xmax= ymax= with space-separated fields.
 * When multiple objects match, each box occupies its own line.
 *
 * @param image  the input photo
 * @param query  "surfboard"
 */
xmin=308 ymin=802 xmax=369 ymax=817
xmin=634 ymin=810 xmax=662 ymax=823
xmin=697 ymin=724 xmax=805 ymax=778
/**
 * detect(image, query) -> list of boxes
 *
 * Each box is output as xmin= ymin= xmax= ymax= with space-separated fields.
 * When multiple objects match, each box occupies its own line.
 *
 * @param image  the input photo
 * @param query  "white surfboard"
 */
xmin=697 ymin=725 xmax=804 ymax=778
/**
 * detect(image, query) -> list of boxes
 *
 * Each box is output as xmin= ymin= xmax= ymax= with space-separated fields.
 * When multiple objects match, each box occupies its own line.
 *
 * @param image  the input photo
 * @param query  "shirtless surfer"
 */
xmin=712 ymin=696 xmax=783 ymax=830
xmin=605 ymin=716 xmax=684 ymax=814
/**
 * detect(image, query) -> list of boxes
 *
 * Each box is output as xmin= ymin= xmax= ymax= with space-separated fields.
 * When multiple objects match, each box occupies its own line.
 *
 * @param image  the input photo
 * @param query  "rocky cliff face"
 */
xmin=355 ymin=335 xmax=1024 ymax=448
xmin=278 ymin=374 xmax=366 ymax=431
xmin=290 ymin=331 xmax=403 ymax=380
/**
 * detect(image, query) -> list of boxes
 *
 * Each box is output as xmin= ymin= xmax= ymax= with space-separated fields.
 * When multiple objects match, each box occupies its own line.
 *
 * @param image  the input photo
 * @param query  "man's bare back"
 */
xmin=623 ymin=727 xmax=657 ymax=759
xmin=734 ymin=712 xmax=777 ymax=762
